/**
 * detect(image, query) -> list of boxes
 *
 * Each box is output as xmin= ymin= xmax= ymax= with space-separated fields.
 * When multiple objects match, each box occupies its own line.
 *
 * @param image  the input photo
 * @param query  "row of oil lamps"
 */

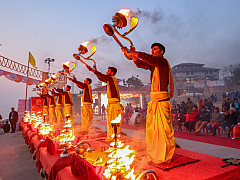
xmin=23 ymin=112 xmax=76 ymax=158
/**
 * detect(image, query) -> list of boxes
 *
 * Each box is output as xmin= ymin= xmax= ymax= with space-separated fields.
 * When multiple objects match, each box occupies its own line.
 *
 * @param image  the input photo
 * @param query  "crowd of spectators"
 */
xmin=171 ymin=95 xmax=240 ymax=139
xmin=123 ymin=103 xmax=147 ymax=126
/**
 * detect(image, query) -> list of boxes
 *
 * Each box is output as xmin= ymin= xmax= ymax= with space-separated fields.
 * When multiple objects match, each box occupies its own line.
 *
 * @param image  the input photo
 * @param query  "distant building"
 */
xmin=172 ymin=63 xmax=220 ymax=96
xmin=91 ymin=85 xmax=149 ymax=115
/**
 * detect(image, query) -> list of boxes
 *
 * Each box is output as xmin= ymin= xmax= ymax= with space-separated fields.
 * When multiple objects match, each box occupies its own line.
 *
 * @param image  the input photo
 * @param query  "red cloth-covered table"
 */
xmin=22 ymin=124 xmax=29 ymax=137
xmin=38 ymin=148 xmax=105 ymax=180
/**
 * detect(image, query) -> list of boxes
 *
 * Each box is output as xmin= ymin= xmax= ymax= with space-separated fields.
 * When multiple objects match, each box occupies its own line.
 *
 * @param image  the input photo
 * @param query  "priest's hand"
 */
xmin=86 ymin=65 xmax=93 ymax=72
xmin=121 ymin=46 xmax=128 ymax=53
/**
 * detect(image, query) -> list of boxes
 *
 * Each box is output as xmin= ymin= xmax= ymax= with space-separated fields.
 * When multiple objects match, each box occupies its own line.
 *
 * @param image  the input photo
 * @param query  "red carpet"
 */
xmin=93 ymin=120 xmax=240 ymax=149
xmin=174 ymin=131 xmax=240 ymax=149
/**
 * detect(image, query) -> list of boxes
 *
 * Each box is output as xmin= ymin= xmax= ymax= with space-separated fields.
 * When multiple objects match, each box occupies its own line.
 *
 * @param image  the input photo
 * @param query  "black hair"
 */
xmin=108 ymin=67 xmax=117 ymax=76
xmin=66 ymin=85 xmax=71 ymax=90
xmin=86 ymin=78 xmax=92 ymax=84
xmin=151 ymin=42 xmax=165 ymax=54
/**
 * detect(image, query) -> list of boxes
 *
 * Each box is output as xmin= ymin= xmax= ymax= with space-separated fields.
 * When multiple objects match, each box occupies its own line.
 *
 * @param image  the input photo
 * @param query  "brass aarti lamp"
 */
xmin=59 ymin=61 xmax=76 ymax=80
xmin=73 ymin=41 xmax=97 ymax=68
xmin=103 ymin=9 xmax=139 ymax=60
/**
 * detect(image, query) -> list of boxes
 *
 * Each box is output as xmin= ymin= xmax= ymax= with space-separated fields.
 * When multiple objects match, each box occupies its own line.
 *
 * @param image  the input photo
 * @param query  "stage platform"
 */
xmin=20 ymin=122 xmax=240 ymax=180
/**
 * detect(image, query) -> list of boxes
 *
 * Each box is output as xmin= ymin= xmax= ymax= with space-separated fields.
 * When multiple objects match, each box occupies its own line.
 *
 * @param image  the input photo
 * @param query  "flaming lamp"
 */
xmin=38 ymin=123 xmax=53 ymax=142
xmin=58 ymin=114 xmax=76 ymax=158
xmin=103 ymin=144 xmax=136 ymax=180
xmin=73 ymin=41 xmax=97 ymax=67
xmin=23 ymin=111 xmax=31 ymax=124
xmin=103 ymin=8 xmax=139 ymax=60
xmin=59 ymin=61 xmax=76 ymax=80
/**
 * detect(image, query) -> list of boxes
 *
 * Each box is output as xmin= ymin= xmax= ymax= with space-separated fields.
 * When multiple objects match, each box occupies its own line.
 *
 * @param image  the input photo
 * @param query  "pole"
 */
xmin=24 ymin=61 xmax=30 ymax=112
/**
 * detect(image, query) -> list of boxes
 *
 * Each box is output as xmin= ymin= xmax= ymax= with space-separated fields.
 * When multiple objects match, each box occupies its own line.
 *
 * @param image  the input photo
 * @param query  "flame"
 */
xmin=118 ymin=8 xmax=131 ymax=18
xmin=81 ymin=41 xmax=89 ymax=47
xmin=111 ymin=114 xmax=121 ymax=124
xmin=23 ymin=111 xmax=31 ymax=123
xmin=63 ymin=61 xmax=71 ymax=68
xmin=38 ymin=123 xmax=53 ymax=135
xmin=57 ymin=117 xmax=76 ymax=146
xmin=91 ymin=46 xmax=96 ymax=53
xmin=51 ymin=74 xmax=57 ymax=80
xmin=103 ymin=143 xmax=137 ymax=180
xmin=130 ymin=16 xmax=138 ymax=29
xmin=45 ymin=78 xmax=51 ymax=83
xmin=110 ymin=139 xmax=124 ymax=148
xmin=23 ymin=112 xmax=75 ymax=148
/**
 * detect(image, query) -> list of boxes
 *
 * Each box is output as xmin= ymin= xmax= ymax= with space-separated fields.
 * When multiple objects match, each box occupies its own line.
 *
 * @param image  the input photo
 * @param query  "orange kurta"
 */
xmin=146 ymin=66 xmax=175 ymax=164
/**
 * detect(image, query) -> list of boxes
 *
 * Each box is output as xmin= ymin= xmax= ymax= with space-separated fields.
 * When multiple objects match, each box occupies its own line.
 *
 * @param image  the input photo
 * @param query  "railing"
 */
xmin=0 ymin=55 xmax=44 ymax=79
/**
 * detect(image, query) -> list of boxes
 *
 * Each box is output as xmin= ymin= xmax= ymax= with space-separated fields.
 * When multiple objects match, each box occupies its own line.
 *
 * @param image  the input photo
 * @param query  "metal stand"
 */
xmin=111 ymin=123 xmax=119 ymax=148
xmin=41 ymin=135 xmax=45 ymax=142
xmin=60 ymin=146 xmax=70 ymax=158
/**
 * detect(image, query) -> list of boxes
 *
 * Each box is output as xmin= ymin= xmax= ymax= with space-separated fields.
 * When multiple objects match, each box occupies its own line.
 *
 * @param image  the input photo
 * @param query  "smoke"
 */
xmin=74 ymin=9 xmax=184 ymax=85
xmin=90 ymin=36 xmax=113 ymax=45
xmin=135 ymin=8 xmax=164 ymax=24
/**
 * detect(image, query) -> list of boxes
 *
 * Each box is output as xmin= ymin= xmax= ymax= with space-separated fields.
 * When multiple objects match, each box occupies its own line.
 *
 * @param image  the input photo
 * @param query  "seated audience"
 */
xmin=207 ymin=107 xmax=223 ymax=136
xmin=173 ymin=109 xmax=185 ymax=131
xmin=232 ymin=98 xmax=240 ymax=111
xmin=184 ymin=105 xmax=199 ymax=132
xmin=219 ymin=107 xmax=238 ymax=137
xmin=195 ymin=106 xmax=210 ymax=134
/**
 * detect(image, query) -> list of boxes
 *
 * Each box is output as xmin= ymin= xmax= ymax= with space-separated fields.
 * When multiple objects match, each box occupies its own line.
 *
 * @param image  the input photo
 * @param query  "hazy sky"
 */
xmin=0 ymin=0 xmax=240 ymax=117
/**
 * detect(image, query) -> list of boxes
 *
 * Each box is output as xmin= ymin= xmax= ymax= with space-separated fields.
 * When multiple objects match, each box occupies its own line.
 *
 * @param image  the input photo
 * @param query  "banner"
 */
xmin=31 ymin=97 xmax=43 ymax=113
xmin=0 ymin=69 xmax=41 ymax=85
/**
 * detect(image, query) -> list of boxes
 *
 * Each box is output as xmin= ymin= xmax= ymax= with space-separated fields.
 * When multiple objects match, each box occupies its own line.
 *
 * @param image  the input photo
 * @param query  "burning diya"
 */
xmin=103 ymin=114 xmax=159 ymax=180
xmin=23 ymin=111 xmax=31 ymax=124
xmin=103 ymin=8 xmax=138 ymax=60
xmin=57 ymin=114 xmax=76 ymax=158
xmin=38 ymin=122 xmax=54 ymax=142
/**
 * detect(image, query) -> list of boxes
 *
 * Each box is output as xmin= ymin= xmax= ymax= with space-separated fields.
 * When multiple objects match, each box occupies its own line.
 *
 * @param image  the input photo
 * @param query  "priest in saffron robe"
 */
xmin=121 ymin=43 xmax=176 ymax=164
xmin=56 ymin=85 xmax=73 ymax=122
xmin=87 ymin=66 xmax=123 ymax=141
xmin=52 ymin=89 xmax=63 ymax=123
xmin=46 ymin=92 xmax=56 ymax=124
xmin=67 ymin=77 xmax=93 ymax=131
